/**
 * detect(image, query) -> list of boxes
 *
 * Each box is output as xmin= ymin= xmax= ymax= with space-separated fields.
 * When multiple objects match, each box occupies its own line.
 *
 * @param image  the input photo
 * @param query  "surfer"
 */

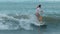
xmin=36 ymin=4 xmax=43 ymax=23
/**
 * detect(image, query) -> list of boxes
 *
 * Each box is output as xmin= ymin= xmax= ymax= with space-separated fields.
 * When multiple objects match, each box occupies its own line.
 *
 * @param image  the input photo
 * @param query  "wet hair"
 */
xmin=38 ymin=5 xmax=41 ymax=8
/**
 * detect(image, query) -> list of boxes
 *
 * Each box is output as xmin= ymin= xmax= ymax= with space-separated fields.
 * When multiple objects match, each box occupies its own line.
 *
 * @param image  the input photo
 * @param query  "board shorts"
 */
xmin=36 ymin=13 xmax=40 ymax=18
xmin=36 ymin=13 xmax=43 ymax=18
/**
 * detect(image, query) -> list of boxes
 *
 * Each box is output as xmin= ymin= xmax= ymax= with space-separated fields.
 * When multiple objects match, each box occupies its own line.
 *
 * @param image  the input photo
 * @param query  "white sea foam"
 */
xmin=0 ymin=13 xmax=43 ymax=30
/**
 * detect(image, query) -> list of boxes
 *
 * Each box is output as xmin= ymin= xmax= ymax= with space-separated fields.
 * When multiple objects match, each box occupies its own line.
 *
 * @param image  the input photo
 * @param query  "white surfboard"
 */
xmin=34 ymin=21 xmax=45 ymax=26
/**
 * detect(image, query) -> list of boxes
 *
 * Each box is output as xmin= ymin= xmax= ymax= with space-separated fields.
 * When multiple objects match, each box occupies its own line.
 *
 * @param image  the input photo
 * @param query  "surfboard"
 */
xmin=34 ymin=21 xmax=45 ymax=26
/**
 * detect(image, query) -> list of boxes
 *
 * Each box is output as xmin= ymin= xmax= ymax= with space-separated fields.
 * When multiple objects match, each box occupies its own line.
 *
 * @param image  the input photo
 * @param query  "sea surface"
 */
xmin=0 ymin=2 xmax=60 ymax=34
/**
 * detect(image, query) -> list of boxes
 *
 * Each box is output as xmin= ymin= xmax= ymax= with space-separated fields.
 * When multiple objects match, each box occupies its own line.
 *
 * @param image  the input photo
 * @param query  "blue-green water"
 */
xmin=0 ymin=2 xmax=60 ymax=34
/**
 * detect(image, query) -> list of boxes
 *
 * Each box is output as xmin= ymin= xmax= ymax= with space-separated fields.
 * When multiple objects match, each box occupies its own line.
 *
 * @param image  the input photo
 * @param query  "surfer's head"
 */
xmin=38 ymin=4 xmax=41 ymax=8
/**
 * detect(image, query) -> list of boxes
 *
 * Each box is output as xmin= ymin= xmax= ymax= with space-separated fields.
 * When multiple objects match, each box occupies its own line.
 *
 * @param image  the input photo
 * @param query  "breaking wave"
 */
xmin=0 ymin=12 xmax=60 ymax=30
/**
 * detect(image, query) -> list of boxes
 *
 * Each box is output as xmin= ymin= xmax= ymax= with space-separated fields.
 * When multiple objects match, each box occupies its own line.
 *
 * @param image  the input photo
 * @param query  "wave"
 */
xmin=0 ymin=13 xmax=60 ymax=30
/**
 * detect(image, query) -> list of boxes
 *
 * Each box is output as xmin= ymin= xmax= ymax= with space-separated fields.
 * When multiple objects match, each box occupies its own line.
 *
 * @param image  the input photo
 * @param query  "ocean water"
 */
xmin=0 ymin=2 xmax=60 ymax=34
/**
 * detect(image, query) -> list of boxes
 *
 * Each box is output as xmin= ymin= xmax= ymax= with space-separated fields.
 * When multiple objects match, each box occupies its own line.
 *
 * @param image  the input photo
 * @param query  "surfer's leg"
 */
xmin=39 ymin=16 xmax=42 ymax=22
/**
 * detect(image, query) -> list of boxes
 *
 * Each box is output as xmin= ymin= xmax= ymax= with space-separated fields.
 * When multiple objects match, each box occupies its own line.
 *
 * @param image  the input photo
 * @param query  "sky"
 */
xmin=0 ymin=0 xmax=60 ymax=2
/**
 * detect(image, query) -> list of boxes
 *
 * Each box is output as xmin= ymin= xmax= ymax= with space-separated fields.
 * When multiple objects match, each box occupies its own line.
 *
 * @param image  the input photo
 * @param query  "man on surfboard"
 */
xmin=36 ymin=4 xmax=43 ymax=23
